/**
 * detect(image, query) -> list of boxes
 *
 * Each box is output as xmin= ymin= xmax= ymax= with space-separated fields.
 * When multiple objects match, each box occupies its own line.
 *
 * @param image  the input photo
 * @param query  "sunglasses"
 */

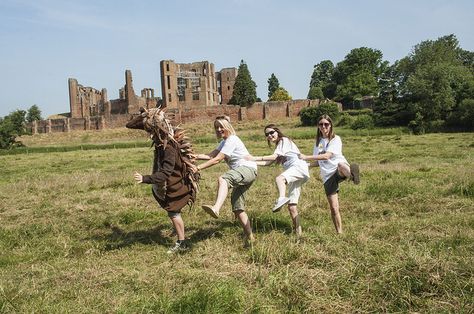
xmin=318 ymin=122 xmax=330 ymax=127
xmin=265 ymin=130 xmax=276 ymax=137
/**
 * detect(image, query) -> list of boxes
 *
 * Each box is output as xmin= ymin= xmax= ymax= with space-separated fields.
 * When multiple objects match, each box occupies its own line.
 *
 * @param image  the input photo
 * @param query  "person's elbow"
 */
xmin=209 ymin=157 xmax=222 ymax=165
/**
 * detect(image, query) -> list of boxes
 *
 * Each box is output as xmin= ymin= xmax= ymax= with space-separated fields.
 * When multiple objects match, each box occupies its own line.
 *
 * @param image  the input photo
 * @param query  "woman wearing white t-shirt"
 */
xmin=247 ymin=124 xmax=309 ymax=237
xmin=196 ymin=116 xmax=257 ymax=246
xmin=299 ymin=115 xmax=360 ymax=234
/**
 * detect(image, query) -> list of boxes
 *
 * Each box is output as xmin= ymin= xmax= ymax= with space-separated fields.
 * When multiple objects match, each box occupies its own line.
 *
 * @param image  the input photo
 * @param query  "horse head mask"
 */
xmin=126 ymin=107 xmax=174 ymax=147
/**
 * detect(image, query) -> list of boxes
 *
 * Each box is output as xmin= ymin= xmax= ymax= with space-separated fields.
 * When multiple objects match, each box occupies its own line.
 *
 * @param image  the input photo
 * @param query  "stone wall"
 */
xmin=26 ymin=99 xmax=332 ymax=134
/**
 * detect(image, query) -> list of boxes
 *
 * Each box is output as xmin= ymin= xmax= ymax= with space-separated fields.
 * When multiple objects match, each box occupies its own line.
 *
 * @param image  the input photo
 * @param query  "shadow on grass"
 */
xmin=90 ymin=220 xmax=238 ymax=253
xmin=94 ymin=224 xmax=171 ymax=250
xmin=186 ymin=220 xmax=237 ymax=245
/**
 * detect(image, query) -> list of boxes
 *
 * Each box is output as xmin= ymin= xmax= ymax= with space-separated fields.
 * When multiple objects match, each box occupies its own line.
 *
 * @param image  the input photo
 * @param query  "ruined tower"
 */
xmin=68 ymin=78 xmax=108 ymax=118
xmin=160 ymin=60 xmax=220 ymax=108
xmin=217 ymin=67 xmax=238 ymax=105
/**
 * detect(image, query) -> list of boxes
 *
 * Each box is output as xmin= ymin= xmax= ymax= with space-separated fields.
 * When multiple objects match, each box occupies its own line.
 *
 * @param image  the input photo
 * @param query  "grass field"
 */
xmin=1 ymin=118 xmax=473 ymax=313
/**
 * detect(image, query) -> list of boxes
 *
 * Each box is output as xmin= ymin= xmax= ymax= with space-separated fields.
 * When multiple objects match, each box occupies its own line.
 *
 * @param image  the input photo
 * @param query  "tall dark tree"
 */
xmin=229 ymin=60 xmax=258 ymax=107
xmin=26 ymin=105 xmax=42 ymax=123
xmin=267 ymin=73 xmax=280 ymax=99
xmin=308 ymin=60 xmax=335 ymax=99
xmin=372 ymin=61 xmax=414 ymax=126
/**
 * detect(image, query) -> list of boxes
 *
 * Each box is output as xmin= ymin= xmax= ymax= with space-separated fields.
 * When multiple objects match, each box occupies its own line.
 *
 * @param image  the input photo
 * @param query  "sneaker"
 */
xmin=166 ymin=241 xmax=188 ymax=254
xmin=350 ymin=163 xmax=360 ymax=185
xmin=272 ymin=197 xmax=290 ymax=212
xmin=202 ymin=205 xmax=219 ymax=219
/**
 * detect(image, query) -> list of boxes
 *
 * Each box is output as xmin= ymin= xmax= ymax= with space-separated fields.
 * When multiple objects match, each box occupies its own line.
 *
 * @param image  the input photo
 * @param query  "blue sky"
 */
xmin=0 ymin=0 xmax=473 ymax=118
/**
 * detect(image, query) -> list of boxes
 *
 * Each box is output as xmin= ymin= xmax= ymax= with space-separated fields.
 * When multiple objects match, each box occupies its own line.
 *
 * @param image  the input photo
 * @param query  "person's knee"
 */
xmin=276 ymin=175 xmax=286 ymax=184
xmin=330 ymin=204 xmax=339 ymax=214
xmin=218 ymin=176 xmax=228 ymax=185
xmin=338 ymin=163 xmax=350 ymax=176
xmin=233 ymin=209 xmax=244 ymax=218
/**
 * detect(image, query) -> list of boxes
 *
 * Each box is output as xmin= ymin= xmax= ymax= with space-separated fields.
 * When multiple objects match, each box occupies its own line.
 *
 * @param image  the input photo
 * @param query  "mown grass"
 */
xmin=1 ymin=119 xmax=473 ymax=313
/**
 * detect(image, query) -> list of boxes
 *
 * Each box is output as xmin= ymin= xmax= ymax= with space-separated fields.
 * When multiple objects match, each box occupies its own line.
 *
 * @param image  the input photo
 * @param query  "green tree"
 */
xmin=229 ymin=60 xmax=258 ymax=107
xmin=269 ymin=87 xmax=292 ymax=101
xmin=398 ymin=34 xmax=474 ymax=126
xmin=267 ymin=73 xmax=280 ymax=99
xmin=333 ymin=47 xmax=385 ymax=107
xmin=0 ymin=110 xmax=27 ymax=149
xmin=335 ymin=71 xmax=379 ymax=107
xmin=448 ymin=98 xmax=474 ymax=129
xmin=307 ymin=86 xmax=324 ymax=100
xmin=26 ymin=104 xmax=42 ymax=123
xmin=308 ymin=60 xmax=335 ymax=99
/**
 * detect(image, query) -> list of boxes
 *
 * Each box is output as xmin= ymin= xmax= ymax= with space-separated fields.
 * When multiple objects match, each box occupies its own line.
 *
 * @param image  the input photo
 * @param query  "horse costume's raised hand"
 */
xmin=126 ymin=107 xmax=199 ymax=212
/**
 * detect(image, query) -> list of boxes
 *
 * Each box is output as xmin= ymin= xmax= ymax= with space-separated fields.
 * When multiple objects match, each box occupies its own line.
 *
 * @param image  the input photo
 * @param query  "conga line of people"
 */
xmin=194 ymin=114 xmax=360 ymax=242
xmin=133 ymin=113 xmax=360 ymax=251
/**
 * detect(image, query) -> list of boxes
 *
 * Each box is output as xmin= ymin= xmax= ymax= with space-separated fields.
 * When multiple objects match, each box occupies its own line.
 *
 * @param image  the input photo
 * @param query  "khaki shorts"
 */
xmin=221 ymin=166 xmax=257 ymax=212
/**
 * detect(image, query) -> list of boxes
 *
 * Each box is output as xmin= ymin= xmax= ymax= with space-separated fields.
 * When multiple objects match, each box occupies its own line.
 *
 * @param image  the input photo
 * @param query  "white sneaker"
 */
xmin=272 ymin=197 xmax=290 ymax=212
xmin=166 ymin=241 xmax=188 ymax=254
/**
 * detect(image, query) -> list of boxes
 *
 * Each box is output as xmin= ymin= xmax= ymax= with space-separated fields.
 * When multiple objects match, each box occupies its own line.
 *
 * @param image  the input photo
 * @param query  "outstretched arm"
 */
xmin=299 ymin=152 xmax=333 ymax=161
xmin=197 ymin=151 xmax=226 ymax=171
xmin=245 ymin=153 xmax=277 ymax=166
xmin=196 ymin=149 xmax=219 ymax=160
xmin=299 ymin=152 xmax=332 ymax=167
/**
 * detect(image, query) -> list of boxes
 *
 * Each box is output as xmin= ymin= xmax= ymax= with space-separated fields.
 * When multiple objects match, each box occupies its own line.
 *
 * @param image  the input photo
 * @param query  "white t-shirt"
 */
xmin=313 ymin=135 xmax=348 ymax=183
xmin=217 ymin=135 xmax=257 ymax=170
xmin=274 ymin=137 xmax=309 ymax=176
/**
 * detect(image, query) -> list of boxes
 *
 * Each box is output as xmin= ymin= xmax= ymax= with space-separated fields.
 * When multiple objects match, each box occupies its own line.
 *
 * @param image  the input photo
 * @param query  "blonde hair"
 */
xmin=214 ymin=116 xmax=236 ymax=137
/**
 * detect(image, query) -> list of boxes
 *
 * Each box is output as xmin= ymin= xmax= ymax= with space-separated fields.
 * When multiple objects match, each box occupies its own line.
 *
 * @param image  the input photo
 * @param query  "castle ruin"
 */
xmin=160 ymin=60 xmax=237 ymax=109
xmin=28 ymin=59 xmax=327 ymax=134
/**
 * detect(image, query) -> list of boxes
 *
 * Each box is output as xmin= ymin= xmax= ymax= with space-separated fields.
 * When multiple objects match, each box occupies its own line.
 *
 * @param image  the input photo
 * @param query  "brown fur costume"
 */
xmin=126 ymin=107 xmax=198 ymax=212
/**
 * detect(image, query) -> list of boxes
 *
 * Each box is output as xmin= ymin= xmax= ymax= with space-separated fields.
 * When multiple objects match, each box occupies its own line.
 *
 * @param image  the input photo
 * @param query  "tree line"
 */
xmin=231 ymin=34 xmax=473 ymax=133
xmin=2 ymin=34 xmax=472 ymax=149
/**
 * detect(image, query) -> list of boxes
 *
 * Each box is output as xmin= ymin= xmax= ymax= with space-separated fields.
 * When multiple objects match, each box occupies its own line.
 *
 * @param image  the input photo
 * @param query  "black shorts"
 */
xmin=324 ymin=171 xmax=346 ymax=196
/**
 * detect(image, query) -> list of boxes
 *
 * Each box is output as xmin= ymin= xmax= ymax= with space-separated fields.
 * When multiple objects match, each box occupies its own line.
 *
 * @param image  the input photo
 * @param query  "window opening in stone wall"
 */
xmin=177 ymin=77 xmax=186 ymax=101
xmin=168 ymin=93 xmax=172 ymax=102
xmin=167 ymin=76 xmax=171 ymax=89
xmin=166 ymin=63 xmax=170 ymax=71
xmin=193 ymin=93 xmax=199 ymax=101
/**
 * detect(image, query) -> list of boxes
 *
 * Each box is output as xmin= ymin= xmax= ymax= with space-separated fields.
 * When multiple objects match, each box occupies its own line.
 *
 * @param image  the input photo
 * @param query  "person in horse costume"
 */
xmin=126 ymin=107 xmax=199 ymax=253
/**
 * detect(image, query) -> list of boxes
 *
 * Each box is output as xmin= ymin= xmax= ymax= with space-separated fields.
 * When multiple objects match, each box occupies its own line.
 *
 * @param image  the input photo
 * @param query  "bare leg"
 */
xmin=212 ymin=176 xmax=229 ymax=214
xmin=338 ymin=162 xmax=351 ymax=178
xmin=327 ymin=193 xmax=342 ymax=234
xmin=169 ymin=215 xmax=185 ymax=241
xmin=234 ymin=210 xmax=254 ymax=243
xmin=275 ymin=175 xmax=287 ymax=198
xmin=288 ymin=204 xmax=302 ymax=236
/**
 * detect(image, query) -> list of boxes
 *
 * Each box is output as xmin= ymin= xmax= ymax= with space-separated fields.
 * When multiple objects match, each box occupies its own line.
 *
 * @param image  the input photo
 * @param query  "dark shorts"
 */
xmin=324 ymin=171 xmax=346 ymax=196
